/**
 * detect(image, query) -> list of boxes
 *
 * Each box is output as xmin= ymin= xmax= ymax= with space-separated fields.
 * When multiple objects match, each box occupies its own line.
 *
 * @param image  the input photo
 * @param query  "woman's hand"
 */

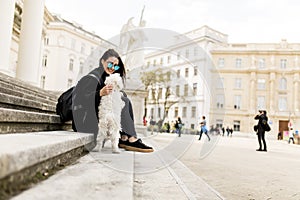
xmin=100 ymin=84 xmax=113 ymax=96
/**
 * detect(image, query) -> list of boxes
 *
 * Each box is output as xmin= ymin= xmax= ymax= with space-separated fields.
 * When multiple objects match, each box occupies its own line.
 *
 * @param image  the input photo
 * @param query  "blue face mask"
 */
xmin=107 ymin=62 xmax=120 ymax=71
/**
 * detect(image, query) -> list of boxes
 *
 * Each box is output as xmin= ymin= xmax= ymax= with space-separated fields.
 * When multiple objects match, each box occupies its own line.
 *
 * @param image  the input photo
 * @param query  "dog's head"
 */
xmin=104 ymin=73 xmax=124 ymax=91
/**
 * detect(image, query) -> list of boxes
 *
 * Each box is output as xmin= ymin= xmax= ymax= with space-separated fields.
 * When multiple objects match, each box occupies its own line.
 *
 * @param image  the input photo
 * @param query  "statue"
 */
xmin=119 ymin=6 xmax=147 ymax=70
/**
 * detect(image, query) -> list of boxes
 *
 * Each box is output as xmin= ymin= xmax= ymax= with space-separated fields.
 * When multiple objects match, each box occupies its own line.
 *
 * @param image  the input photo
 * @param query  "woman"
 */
xmin=198 ymin=116 xmax=210 ymax=141
xmin=72 ymin=49 xmax=153 ymax=153
xmin=254 ymin=110 xmax=268 ymax=152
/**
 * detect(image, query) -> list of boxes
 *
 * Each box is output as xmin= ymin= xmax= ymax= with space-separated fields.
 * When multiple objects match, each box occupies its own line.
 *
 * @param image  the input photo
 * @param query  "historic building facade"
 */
xmin=1 ymin=0 xmax=113 ymax=91
xmin=144 ymin=26 xmax=228 ymax=132
xmin=211 ymin=40 xmax=300 ymax=135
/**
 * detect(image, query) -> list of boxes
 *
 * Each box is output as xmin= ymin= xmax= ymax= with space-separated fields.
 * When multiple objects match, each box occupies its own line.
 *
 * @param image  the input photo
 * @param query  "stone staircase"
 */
xmin=0 ymin=72 xmax=71 ymax=133
xmin=0 ymin=72 xmax=94 ymax=199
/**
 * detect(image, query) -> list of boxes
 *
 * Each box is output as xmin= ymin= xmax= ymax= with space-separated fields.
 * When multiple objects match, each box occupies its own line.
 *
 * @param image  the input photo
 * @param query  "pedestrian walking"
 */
xmin=175 ymin=117 xmax=183 ymax=137
xmin=288 ymin=128 xmax=295 ymax=144
xmin=198 ymin=116 xmax=210 ymax=141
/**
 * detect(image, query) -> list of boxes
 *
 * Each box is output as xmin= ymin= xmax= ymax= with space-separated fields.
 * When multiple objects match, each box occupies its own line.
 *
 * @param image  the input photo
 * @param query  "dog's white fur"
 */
xmin=94 ymin=73 xmax=125 ymax=153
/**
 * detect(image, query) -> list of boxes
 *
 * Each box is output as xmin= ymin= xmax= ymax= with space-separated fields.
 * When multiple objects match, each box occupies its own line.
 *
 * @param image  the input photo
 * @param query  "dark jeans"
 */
xmin=257 ymin=131 xmax=267 ymax=150
xmin=199 ymin=130 xmax=210 ymax=141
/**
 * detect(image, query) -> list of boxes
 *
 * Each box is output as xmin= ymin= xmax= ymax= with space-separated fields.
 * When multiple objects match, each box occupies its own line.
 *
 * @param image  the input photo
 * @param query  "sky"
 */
xmin=45 ymin=0 xmax=300 ymax=43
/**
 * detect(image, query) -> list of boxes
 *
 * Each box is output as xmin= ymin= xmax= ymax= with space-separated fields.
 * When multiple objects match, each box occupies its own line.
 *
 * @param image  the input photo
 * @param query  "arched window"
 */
xmin=279 ymin=78 xmax=287 ymax=90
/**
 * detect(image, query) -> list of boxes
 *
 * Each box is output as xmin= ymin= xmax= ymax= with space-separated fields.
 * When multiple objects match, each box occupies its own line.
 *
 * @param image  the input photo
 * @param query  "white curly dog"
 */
xmin=94 ymin=73 xmax=125 ymax=153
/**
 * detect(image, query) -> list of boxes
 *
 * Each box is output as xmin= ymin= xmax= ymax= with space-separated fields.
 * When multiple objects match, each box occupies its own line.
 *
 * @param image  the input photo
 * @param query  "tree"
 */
xmin=140 ymin=67 xmax=176 ymax=123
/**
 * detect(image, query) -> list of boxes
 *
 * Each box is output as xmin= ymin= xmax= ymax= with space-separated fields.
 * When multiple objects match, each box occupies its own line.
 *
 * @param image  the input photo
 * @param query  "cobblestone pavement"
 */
xmin=177 ymin=133 xmax=300 ymax=200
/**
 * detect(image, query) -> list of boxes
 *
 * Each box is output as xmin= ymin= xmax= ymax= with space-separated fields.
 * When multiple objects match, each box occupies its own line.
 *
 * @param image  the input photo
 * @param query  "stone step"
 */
xmin=0 ymin=72 xmax=58 ymax=102
xmin=0 ymin=131 xmax=94 ymax=200
xmin=0 ymin=92 xmax=56 ymax=114
xmin=0 ymin=108 xmax=70 ymax=133
xmin=9 ymin=133 xmax=224 ymax=200
xmin=0 ymin=85 xmax=57 ymax=107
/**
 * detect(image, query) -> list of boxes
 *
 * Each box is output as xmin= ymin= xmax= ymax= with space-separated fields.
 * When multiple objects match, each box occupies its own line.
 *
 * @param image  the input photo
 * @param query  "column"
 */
xmin=269 ymin=72 xmax=275 ymax=114
xmin=294 ymin=73 xmax=299 ymax=112
xmin=0 ymin=0 xmax=16 ymax=74
xmin=249 ymin=72 xmax=256 ymax=112
xmin=16 ymin=0 xmax=45 ymax=86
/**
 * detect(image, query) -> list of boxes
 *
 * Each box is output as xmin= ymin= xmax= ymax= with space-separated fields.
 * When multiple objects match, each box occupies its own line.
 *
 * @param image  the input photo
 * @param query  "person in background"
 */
xmin=288 ymin=128 xmax=295 ymax=144
xmin=254 ymin=110 xmax=268 ymax=152
xmin=198 ymin=116 xmax=210 ymax=141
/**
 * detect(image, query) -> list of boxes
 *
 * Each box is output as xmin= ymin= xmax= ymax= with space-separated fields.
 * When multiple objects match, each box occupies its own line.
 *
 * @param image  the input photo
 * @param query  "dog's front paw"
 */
xmin=92 ymin=144 xmax=101 ymax=152
xmin=112 ymin=148 xmax=121 ymax=154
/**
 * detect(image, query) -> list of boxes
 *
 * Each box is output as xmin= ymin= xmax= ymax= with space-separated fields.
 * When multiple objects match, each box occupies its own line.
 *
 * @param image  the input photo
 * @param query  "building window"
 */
xmin=160 ymin=57 xmax=164 ymax=65
xmin=280 ymin=59 xmax=287 ymax=69
xmin=258 ymin=58 xmax=265 ymax=68
xmin=191 ymin=124 xmax=195 ymax=129
xmin=234 ymin=95 xmax=241 ymax=109
xmin=176 ymin=85 xmax=180 ymax=96
xmin=40 ymin=76 xmax=45 ymax=89
xmin=257 ymin=96 xmax=266 ymax=110
xmin=151 ymin=108 xmax=154 ymax=117
xmin=158 ymin=107 xmax=161 ymax=118
xmin=182 ymin=107 xmax=187 ymax=117
xmin=185 ymin=68 xmax=189 ymax=77
xmin=153 ymin=59 xmax=157 ymax=66
xmin=257 ymin=79 xmax=266 ymax=90
xmin=69 ymin=59 xmax=74 ymax=71
xmin=235 ymin=58 xmax=242 ymax=68
xmin=218 ymin=58 xmax=224 ymax=68
xmin=44 ymin=37 xmax=49 ymax=45
xmin=147 ymin=61 xmax=150 ymax=67
xmin=216 ymin=94 xmax=224 ymax=108
xmin=184 ymin=84 xmax=188 ymax=96
xmin=151 ymin=88 xmax=156 ymax=100
xmin=81 ymin=43 xmax=85 ymax=54
xmin=166 ymin=71 xmax=171 ymax=80
xmin=193 ymin=83 xmax=197 ymax=95
xmin=67 ymin=79 xmax=73 ymax=88
xmin=167 ymin=56 xmax=171 ymax=64
xmin=194 ymin=47 xmax=198 ymax=56
xmin=235 ymin=78 xmax=242 ymax=89
xmin=42 ymin=55 xmax=47 ymax=67
xmin=278 ymin=96 xmax=287 ymax=111
xmin=185 ymin=49 xmax=189 ymax=58
xmin=79 ymin=62 xmax=84 ymax=74
xmin=174 ymin=107 xmax=178 ymax=118
xmin=158 ymin=88 xmax=163 ymax=99
xmin=279 ymin=78 xmax=287 ymax=90
xmin=216 ymin=119 xmax=223 ymax=128
xmin=194 ymin=66 xmax=198 ymax=76
xmin=177 ymin=52 xmax=181 ymax=60
xmin=177 ymin=69 xmax=180 ymax=78
xmin=233 ymin=121 xmax=240 ymax=131
xmin=191 ymin=106 xmax=196 ymax=118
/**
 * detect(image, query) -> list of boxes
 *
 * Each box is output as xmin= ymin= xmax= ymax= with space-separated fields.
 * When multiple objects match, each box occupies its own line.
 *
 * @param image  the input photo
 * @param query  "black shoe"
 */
xmin=118 ymin=138 xmax=129 ymax=149
xmin=263 ymin=149 xmax=267 ymax=152
xmin=256 ymin=149 xmax=262 ymax=151
xmin=124 ymin=139 xmax=154 ymax=153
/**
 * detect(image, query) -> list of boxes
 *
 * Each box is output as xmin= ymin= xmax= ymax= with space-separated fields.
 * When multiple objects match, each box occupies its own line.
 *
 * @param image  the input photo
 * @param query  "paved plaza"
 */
xmin=180 ymin=133 xmax=300 ymax=200
xmin=11 ymin=132 xmax=300 ymax=200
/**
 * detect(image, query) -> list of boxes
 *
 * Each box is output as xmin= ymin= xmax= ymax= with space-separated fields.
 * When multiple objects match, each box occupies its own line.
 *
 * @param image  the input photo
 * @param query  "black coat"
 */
xmin=254 ymin=113 xmax=268 ymax=133
xmin=72 ymin=67 xmax=108 ymax=133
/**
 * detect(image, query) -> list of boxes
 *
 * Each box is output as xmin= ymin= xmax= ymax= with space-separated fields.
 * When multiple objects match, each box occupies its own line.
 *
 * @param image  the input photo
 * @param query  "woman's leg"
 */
xmin=261 ymin=132 xmax=267 ymax=150
xmin=120 ymin=96 xmax=137 ymax=138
